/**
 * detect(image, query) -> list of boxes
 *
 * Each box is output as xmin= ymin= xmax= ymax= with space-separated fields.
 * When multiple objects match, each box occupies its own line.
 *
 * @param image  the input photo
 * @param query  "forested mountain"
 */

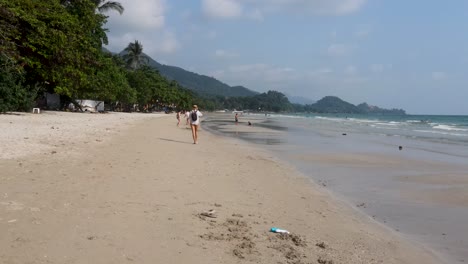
xmin=287 ymin=95 xmax=315 ymax=105
xmin=305 ymin=96 xmax=360 ymax=113
xmin=294 ymin=96 xmax=406 ymax=115
xmin=145 ymin=56 xmax=258 ymax=97
xmin=357 ymin=103 xmax=406 ymax=115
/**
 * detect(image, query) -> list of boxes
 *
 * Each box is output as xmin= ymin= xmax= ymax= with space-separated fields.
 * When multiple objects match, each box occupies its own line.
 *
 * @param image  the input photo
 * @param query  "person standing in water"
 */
xmin=190 ymin=105 xmax=203 ymax=144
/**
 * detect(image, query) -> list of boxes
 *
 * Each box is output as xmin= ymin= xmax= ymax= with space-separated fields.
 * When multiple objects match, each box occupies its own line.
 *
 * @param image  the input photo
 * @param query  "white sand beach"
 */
xmin=0 ymin=112 xmax=441 ymax=264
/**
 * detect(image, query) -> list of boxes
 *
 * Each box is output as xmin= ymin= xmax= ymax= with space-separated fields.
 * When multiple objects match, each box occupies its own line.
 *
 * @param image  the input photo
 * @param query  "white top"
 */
xmin=190 ymin=110 xmax=203 ymax=125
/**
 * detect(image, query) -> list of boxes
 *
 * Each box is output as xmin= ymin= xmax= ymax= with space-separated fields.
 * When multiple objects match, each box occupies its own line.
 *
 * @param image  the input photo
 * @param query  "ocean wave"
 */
xmin=314 ymin=116 xmax=345 ymax=122
xmin=406 ymin=120 xmax=429 ymax=123
xmin=375 ymin=122 xmax=401 ymax=126
xmin=374 ymin=126 xmax=400 ymax=130
xmin=432 ymin=124 xmax=468 ymax=132
xmin=414 ymin=130 xmax=468 ymax=137
xmin=347 ymin=118 xmax=379 ymax=123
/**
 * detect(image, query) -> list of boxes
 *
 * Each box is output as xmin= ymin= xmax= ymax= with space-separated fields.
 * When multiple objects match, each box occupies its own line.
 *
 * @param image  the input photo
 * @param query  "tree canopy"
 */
xmin=0 ymin=0 xmax=193 ymax=112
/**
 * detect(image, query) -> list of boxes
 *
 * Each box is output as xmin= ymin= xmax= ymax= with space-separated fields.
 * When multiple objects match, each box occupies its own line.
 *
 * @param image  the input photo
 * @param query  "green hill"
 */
xmin=357 ymin=103 xmax=406 ymax=115
xmin=146 ymin=57 xmax=258 ymax=97
xmin=308 ymin=96 xmax=361 ymax=113
xmin=299 ymin=96 xmax=406 ymax=115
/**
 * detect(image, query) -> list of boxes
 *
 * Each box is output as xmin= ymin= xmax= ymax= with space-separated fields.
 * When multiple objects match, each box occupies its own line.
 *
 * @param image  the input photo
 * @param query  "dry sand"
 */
xmin=0 ymin=112 xmax=441 ymax=264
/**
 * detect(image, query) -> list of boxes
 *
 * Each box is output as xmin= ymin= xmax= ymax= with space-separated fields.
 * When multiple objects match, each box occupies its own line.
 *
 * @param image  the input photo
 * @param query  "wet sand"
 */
xmin=0 ymin=112 xmax=441 ymax=263
xmin=202 ymin=113 xmax=468 ymax=263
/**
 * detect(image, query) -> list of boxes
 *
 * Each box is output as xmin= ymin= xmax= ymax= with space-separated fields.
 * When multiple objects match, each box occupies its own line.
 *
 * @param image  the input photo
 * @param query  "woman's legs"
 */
xmin=191 ymin=124 xmax=198 ymax=144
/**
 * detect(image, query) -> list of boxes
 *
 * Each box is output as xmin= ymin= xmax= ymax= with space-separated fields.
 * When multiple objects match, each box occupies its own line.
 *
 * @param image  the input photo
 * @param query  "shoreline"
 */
xmin=0 ymin=112 xmax=442 ymax=263
xmin=203 ymin=112 xmax=467 ymax=263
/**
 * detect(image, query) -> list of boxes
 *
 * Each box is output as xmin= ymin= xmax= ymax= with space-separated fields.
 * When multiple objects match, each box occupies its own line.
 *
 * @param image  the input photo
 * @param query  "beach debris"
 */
xmin=316 ymin=242 xmax=328 ymax=249
xmin=8 ymin=219 xmax=17 ymax=223
xmin=276 ymin=233 xmax=307 ymax=247
xmin=270 ymin=227 xmax=290 ymax=234
xmin=357 ymin=202 xmax=366 ymax=208
xmin=399 ymin=145 xmax=403 ymax=150
xmin=200 ymin=209 xmax=217 ymax=218
xmin=232 ymin=213 xmax=243 ymax=218
xmin=342 ymin=133 xmax=347 ymax=136
xmin=214 ymin=203 xmax=222 ymax=207
xmin=317 ymin=257 xmax=334 ymax=264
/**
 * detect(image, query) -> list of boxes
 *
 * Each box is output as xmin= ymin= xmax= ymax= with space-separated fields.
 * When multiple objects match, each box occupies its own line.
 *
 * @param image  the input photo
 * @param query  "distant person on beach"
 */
xmin=176 ymin=111 xmax=181 ymax=127
xmin=248 ymin=121 xmax=252 ymax=126
xmin=190 ymin=105 xmax=203 ymax=144
xmin=184 ymin=110 xmax=190 ymax=126
xmin=235 ymin=113 xmax=239 ymax=124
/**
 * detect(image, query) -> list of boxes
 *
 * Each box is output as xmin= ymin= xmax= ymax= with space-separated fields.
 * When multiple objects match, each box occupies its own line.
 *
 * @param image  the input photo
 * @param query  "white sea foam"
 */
xmin=375 ymin=122 xmax=400 ymax=126
xmin=271 ymin=114 xmax=305 ymax=119
xmin=414 ymin=130 xmax=468 ymax=137
xmin=347 ymin=118 xmax=379 ymax=123
xmin=432 ymin=124 xmax=468 ymax=132
xmin=314 ymin=116 xmax=344 ymax=122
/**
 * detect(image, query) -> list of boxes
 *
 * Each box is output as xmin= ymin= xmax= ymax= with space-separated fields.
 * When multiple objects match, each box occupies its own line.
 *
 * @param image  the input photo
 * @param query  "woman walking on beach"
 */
xmin=190 ymin=105 xmax=203 ymax=144
xmin=176 ymin=111 xmax=181 ymax=127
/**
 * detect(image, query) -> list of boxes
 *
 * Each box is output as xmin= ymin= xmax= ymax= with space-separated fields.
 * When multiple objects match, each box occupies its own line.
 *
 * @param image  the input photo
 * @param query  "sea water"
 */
xmin=203 ymin=113 xmax=468 ymax=264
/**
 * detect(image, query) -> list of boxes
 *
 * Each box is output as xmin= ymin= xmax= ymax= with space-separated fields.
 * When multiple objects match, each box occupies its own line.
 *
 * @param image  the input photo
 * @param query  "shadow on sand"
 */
xmin=158 ymin=138 xmax=192 ymax=145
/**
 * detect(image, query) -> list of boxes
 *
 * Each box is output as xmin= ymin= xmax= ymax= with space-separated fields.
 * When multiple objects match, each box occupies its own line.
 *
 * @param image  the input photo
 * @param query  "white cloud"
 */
xmin=207 ymin=30 xmax=218 ymax=39
xmin=432 ymin=72 xmax=447 ymax=81
xmin=212 ymin=63 xmax=298 ymax=84
xmin=106 ymin=0 xmax=166 ymax=31
xmin=201 ymin=0 xmax=367 ymax=20
xmin=248 ymin=9 xmax=264 ymax=21
xmin=202 ymin=0 xmax=243 ymax=18
xmin=307 ymin=68 xmax=333 ymax=79
xmin=157 ymin=31 xmax=181 ymax=54
xmin=106 ymin=30 xmax=180 ymax=56
xmin=370 ymin=64 xmax=384 ymax=73
xmin=242 ymin=0 xmax=367 ymax=16
xmin=215 ymin=49 xmax=239 ymax=58
xmin=327 ymin=44 xmax=352 ymax=56
xmin=355 ymin=25 xmax=372 ymax=37
xmin=104 ymin=0 xmax=181 ymax=56
xmin=344 ymin=65 xmax=357 ymax=75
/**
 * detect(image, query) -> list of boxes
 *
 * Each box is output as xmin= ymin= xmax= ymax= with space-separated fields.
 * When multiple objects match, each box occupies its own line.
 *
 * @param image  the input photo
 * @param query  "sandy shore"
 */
xmin=0 ymin=112 xmax=441 ymax=263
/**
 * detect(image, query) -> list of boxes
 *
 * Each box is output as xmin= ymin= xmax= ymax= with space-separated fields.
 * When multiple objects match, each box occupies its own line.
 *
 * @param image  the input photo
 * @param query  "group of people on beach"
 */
xmin=176 ymin=105 xmax=202 ymax=144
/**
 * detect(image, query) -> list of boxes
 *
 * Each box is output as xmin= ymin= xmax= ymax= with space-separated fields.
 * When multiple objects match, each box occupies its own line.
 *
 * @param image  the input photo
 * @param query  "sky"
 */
xmin=104 ymin=0 xmax=468 ymax=115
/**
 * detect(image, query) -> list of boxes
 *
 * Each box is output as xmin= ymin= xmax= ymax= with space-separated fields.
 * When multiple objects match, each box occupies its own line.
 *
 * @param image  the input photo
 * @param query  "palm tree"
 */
xmin=123 ymin=40 xmax=149 ymax=70
xmin=60 ymin=1 xmax=124 ymax=15
xmin=93 ymin=0 xmax=124 ymax=15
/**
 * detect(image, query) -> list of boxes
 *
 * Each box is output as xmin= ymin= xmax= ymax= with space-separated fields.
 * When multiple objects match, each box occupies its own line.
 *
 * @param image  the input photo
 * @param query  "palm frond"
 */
xmin=98 ymin=1 xmax=124 ymax=15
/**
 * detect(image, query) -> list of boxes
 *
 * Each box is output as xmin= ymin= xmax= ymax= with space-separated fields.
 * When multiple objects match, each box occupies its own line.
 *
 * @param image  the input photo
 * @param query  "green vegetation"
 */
xmin=0 ymin=0 xmax=193 ymax=112
xmin=0 ymin=0 xmax=405 ymax=115
xmin=197 ymin=93 xmax=406 ymax=115
xmin=196 ymin=90 xmax=292 ymax=112
xmin=302 ymin=96 xmax=360 ymax=113
xmin=147 ymin=57 xmax=258 ymax=97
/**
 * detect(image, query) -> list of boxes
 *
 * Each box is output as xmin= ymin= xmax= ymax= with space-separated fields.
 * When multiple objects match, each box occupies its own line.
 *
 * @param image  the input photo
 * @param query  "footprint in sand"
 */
xmin=0 ymin=201 xmax=25 ymax=211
